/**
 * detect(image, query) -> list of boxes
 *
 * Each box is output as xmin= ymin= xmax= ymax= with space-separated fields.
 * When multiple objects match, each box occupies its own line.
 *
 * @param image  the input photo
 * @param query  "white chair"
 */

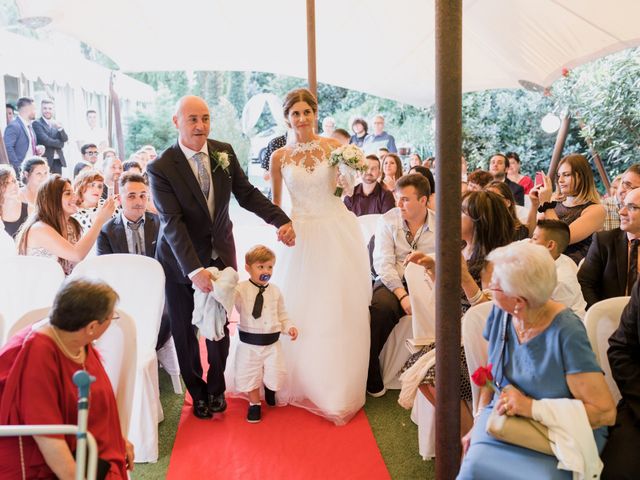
xmin=461 ymin=302 xmax=494 ymax=415
xmin=94 ymin=308 xmax=137 ymax=437
xmin=379 ymin=315 xmax=412 ymax=390
xmin=70 ymin=254 xmax=166 ymax=463
xmin=0 ymin=257 xmax=65 ymax=345
xmin=405 ymin=262 xmax=436 ymax=339
xmin=7 ymin=307 xmax=51 ymax=339
xmin=357 ymin=214 xmax=381 ymax=242
xmin=585 ymin=296 xmax=629 ymax=404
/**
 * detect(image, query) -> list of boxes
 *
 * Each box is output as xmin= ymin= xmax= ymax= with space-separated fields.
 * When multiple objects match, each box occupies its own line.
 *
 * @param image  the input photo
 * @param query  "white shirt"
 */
xmin=234 ymin=280 xmax=293 ymax=335
xmin=178 ymin=139 xmax=218 ymax=279
xmin=0 ymin=220 xmax=17 ymax=259
xmin=373 ymin=207 xmax=436 ymax=292
xmin=553 ymin=254 xmax=587 ymax=319
xmin=121 ymin=212 xmax=146 ymax=255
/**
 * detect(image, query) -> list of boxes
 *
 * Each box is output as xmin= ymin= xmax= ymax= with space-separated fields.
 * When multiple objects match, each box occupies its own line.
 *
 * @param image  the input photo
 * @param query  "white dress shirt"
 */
xmin=373 ymin=207 xmax=436 ymax=292
xmin=234 ymin=280 xmax=294 ymax=334
xmin=178 ymin=139 xmax=218 ymax=279
xmin=121 ymin=212 xmax=146 ymax=255
xmin=553 ymin=254 xmax=587 ymax=319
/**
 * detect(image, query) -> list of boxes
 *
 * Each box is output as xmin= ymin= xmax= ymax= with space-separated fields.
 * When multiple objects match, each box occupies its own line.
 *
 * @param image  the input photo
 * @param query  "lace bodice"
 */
xmin=281 ymin=140 xmax=344 ymax=218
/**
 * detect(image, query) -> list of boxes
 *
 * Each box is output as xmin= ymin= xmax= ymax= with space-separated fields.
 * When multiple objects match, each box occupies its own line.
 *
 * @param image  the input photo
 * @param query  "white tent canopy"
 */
xmin=15 ymin=0 xmax=640 ymax=106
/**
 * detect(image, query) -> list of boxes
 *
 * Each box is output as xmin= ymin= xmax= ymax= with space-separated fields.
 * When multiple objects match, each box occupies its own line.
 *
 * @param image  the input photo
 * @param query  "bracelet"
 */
xmin=398 ymin=293 xmax=409 ymax=302
xmin=468 ymin=288 xmax=483 ymax=305
xmin=537 ymin=201 xmax=557 ymax=213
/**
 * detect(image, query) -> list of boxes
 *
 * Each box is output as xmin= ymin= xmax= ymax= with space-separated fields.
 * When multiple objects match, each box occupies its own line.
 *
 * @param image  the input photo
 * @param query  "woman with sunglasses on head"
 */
xmin=16 ymin=175 xmax=115 ymax=275
xmin=401 ymin=190 xmax=515 ymax=440
xmin=532 ymin=154 xmax=605 ymax=265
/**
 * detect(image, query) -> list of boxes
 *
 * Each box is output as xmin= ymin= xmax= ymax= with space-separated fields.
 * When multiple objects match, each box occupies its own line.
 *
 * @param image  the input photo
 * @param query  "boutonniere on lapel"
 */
xmin=210 ymin=151 xmax=231 ymax=174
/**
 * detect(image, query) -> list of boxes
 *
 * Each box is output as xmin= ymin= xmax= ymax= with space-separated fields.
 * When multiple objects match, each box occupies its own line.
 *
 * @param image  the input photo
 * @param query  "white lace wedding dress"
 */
xmin=274 ymin=139 xmax=372 ymax=425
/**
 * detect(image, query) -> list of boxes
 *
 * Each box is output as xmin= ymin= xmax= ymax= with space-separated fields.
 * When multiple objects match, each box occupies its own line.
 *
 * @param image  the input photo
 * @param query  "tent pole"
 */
xmin=578 ymin=119 xmax=611 ymax=191
xmin=306 ymin=0 xmax=317 ymax=98
xmin=547 ymin=115 xmax=570 ymax=181
xmin=108 ymin=74 xmax=114 ymax=148
xmin=435 ymin=0 xmax=462 ymax=478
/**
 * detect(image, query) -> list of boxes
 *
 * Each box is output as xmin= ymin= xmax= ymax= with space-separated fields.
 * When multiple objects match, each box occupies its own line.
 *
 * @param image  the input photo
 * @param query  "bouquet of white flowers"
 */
xmin=329 ymin=144 xmax=367 ymax=197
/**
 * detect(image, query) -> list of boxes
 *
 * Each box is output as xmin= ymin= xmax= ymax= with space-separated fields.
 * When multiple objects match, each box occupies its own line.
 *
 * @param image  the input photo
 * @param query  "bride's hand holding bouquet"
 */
xmin=329 ymin=144 xmax=367 ymax=197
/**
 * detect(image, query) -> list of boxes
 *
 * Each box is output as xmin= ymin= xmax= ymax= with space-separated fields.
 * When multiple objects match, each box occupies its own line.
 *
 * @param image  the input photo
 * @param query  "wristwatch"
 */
xmin=537 ymin=201 xmax=557 ymax=213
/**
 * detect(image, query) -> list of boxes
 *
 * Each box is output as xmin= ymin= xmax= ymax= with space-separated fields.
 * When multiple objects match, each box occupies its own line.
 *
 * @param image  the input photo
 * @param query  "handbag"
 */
xmin=484 ymin=311 xmax=554 ymax=456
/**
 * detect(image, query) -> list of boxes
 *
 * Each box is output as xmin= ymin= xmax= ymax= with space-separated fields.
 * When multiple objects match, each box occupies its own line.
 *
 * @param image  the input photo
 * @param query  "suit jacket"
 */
xmin=147 ymin=139 xmax=290 ymax=282
xmin=608 ymin=281 xmax=640 ymax=422
xmin=32 ymin=117 xmax=67 ymax=167
xmin=3 ymin=118 xmax=31 ymax=170
xmin=578 ymin=228 xmax=629 ymax=308
xmin=505 ymin=177 xmax=525 ymax=206
xmin=96 ymin=211 xmax=159 ymax=257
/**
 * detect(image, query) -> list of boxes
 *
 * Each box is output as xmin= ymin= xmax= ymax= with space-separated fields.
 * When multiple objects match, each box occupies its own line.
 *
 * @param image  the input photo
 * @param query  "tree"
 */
xmin=228 ymin=71 xmax=248 ymax=116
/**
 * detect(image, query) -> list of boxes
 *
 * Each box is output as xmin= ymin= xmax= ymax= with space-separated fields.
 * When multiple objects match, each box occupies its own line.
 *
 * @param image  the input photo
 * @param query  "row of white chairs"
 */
xmin=0 ymin=255 xmax=182 ymax=463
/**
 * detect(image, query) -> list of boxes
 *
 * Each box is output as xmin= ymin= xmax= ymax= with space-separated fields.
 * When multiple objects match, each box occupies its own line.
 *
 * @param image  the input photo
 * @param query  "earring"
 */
xmin=514 ymin=304 xmax=519 ymax=316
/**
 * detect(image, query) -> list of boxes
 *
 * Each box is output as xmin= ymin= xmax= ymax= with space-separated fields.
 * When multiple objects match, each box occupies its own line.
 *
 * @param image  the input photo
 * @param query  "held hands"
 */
xmin=530 ymin=174 xmax=554 ymax=207
xmin=192 ymin=269 xmax=214 ymax=293
xmin=400 ymin=295 xmax=412 ymax=315
xmin=288 ymin=326 xmax=299 ymax=340
xmin=277 ymin=222 xmax=296 ymax=247
xmin=36 ymin=144 xmax=45 ymax=156
xmin=498 ymin=385 xmax=533 ymax=418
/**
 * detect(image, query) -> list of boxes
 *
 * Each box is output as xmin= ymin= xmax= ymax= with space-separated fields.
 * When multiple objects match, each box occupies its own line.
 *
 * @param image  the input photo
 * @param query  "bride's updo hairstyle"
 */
xmin=283 ymin=88 xmax=318 ymax=120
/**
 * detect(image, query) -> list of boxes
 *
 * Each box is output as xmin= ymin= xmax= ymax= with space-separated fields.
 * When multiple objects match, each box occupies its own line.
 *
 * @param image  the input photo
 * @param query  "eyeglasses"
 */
xmin=620 ymin=181 xmax=640 ymax=191
xmin=111 ymin=312 xmax=120 ymax=321
xmin=487 ymin=283 xmax=504 ymax=293
xmin=86 ymin=151 xmax=99 ymax=156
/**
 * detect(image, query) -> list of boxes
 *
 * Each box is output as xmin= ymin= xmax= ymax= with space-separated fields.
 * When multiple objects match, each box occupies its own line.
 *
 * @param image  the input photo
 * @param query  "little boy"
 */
xmin=530 ymin=219 xmax=587 ymax=318
xmin=234 ymin=245 xmax=298 ymax=423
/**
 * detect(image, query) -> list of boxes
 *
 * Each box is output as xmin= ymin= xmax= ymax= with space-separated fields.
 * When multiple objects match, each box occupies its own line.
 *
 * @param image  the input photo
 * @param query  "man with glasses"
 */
xmin=80 ymin=143 xmax=100 ymax=167
xmin=603 ymin=164 xmax=640 ymax=230
xmin=363 ymin=114 xmax=397 ymax=155
xmin=579 ymin=185 xmax=640 ymax=308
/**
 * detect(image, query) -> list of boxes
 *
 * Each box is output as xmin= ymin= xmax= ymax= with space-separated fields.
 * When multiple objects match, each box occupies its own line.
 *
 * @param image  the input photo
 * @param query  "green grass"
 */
xmin=364 ymin=391 xmax=434 ymax=479
xmin=130 ymin=369 xmax=184 ymax=479
xmin=132 ymin=371 xmax=434 ymax=479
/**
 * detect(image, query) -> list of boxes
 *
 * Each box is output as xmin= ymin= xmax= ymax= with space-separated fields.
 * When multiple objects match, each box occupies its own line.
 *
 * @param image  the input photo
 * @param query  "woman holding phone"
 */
xmin=530 ymin=154 xmax=605 ymax=264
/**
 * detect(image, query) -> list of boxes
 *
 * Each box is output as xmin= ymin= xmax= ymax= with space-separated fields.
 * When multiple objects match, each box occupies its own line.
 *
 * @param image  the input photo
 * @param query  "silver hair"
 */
xmin=487 ymin=242 xmax=557 ymax=308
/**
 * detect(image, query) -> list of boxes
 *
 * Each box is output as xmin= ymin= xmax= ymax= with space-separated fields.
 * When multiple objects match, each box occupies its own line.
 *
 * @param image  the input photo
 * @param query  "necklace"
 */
xmin=50 ymin=326 xmax=84 ymax=362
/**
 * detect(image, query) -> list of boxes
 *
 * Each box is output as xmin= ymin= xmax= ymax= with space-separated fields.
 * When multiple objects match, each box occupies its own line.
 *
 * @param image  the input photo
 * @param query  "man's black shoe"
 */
xmin=264 ymin=386 xmax=276 ymax=406
xmin=208 ymin=393 xmax=227 ymax=413
xmin=193 ymin=399 xmax=212 ymax=419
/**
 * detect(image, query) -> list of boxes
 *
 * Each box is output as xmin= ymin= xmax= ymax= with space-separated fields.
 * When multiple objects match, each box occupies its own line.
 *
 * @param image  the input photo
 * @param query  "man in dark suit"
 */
xmin=32 ymin=99 xmax=68 ymax=174
xmin=489 ymin=153 xmax=525 ymax=206
xmin=96 ymin=171 xmax=171 ymax=351
xmin=3 ymin=97 xmax=41 ymax=175
xmin=578 ymin=186 xmax=640 ymax=308
xmin=147 ymin=95 xmax=294 ymax=419
xmin=601 ymin=279 xmax=640 ymax=477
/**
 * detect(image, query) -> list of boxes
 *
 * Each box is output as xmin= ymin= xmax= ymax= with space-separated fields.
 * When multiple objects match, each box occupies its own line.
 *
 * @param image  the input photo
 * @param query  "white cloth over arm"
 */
xmin=531 ymin=398 xmax=603 ymax=480
xmin=192 ymin=267 xmax=239 ymax=341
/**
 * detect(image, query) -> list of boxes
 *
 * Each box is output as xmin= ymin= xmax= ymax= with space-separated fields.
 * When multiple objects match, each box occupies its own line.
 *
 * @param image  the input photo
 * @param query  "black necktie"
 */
xmin=250 ymin=280 xmax=268 ymax=319
xmin=127 ymin=218 xmax=144 ymax=255
xmin=628 ymin=239 xmax=640 ymax=295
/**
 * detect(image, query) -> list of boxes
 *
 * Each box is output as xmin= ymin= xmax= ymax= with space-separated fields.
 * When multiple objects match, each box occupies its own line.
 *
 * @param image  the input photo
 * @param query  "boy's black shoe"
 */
xmin=247 ymin=404 xmax=262 ymax=423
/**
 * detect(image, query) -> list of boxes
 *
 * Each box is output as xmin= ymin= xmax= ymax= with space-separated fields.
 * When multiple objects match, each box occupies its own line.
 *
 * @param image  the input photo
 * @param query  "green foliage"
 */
xmin=227 ymin=71 xmax=248 ymax=116
xmin=210 ymin=98 xmax=250 ymax=170
xmin=551 ymin=48 xmax=640 ymax=177
xmin=128 ymin=72 xmax=189 ymax=103
xmin=125 ymin=86 xmax=176 ymax=155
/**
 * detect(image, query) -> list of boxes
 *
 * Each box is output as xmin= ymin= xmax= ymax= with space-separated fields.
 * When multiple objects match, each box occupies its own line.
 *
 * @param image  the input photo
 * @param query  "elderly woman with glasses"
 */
xmin=0 ymin=279 xmax=134 ymax=479
xmin=457 ymin=241 xmax=616 ymax=480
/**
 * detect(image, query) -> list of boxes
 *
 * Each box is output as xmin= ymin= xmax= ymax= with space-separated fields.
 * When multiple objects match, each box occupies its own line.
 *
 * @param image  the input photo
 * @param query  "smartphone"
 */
xmin=535 ymin=172 xmax=544 ymax=187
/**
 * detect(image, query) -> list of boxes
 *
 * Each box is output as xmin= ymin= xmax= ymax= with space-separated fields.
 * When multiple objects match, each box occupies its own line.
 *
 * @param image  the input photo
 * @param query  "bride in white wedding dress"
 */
xmin=270 ymin=89 xmax=372 ymax=425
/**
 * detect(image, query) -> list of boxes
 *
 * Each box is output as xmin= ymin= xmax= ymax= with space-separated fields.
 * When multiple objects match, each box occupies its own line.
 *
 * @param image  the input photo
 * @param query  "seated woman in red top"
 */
xmin=0 ymin=279 xmax=133 ymax=479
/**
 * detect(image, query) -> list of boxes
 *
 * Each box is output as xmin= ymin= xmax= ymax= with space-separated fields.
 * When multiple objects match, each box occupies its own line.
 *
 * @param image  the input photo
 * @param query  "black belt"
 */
xmin=238 ymin=330 xmax=280 ymax=346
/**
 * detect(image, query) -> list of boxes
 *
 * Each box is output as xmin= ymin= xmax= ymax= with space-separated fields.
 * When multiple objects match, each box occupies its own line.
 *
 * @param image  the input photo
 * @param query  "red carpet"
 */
xmin=167 ymin=335 xmax=390 ymax=479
